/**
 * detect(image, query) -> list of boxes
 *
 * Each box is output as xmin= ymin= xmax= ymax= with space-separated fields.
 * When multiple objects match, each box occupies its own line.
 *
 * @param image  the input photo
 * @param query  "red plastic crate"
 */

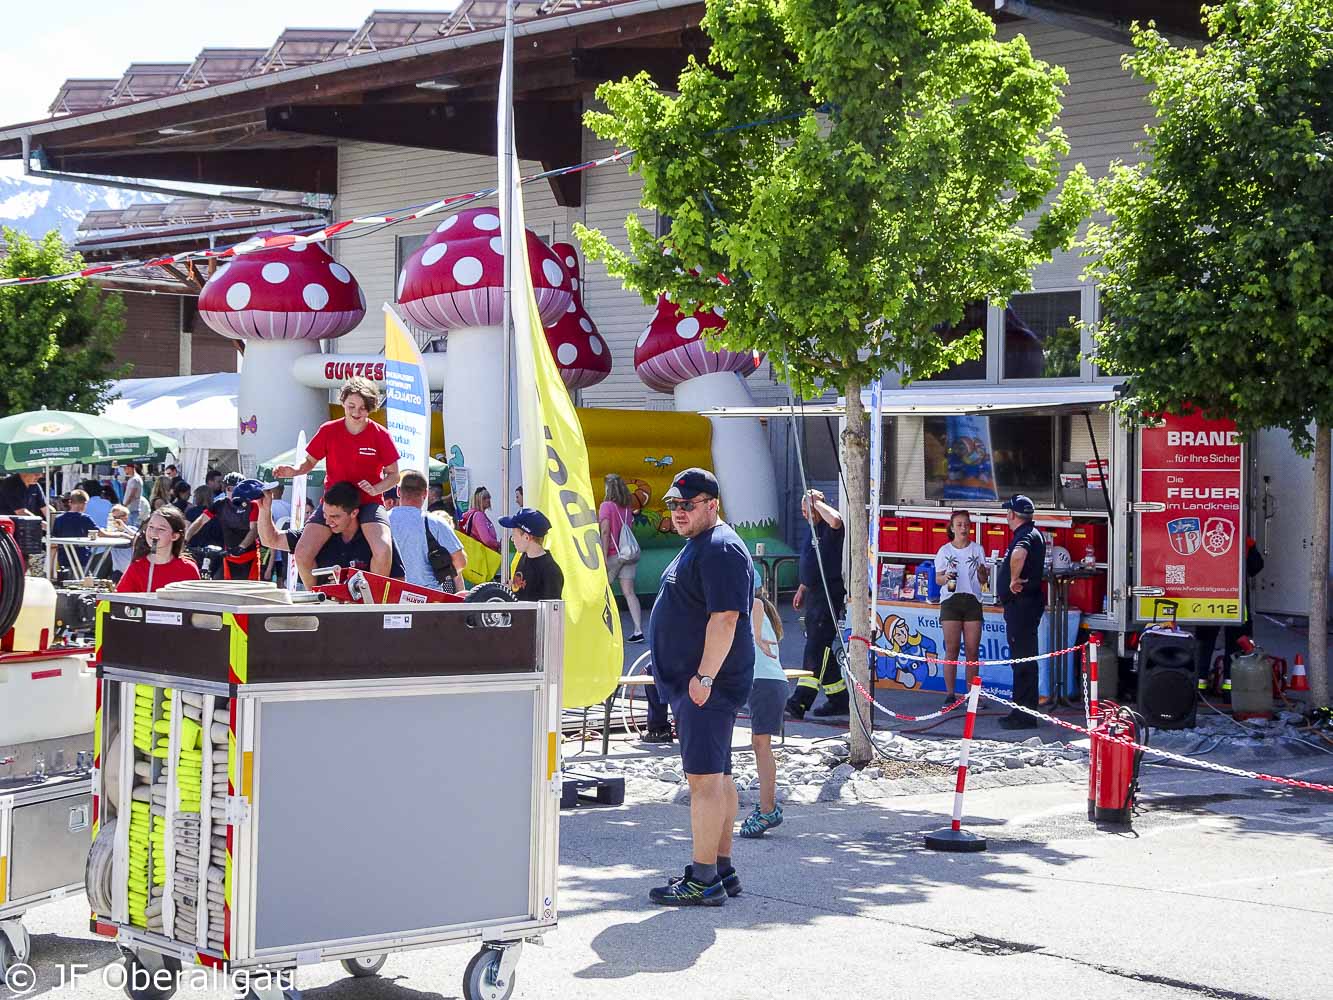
xmin=1069 ymin=575 xmax=1107 ymax=614
xmin=1045 ymin=525 xmax=1071 ymax=553
xmin=901 ymin=518 xmax=930 ymax=555
xmin=1069 ymin=522 xmax=1107 ymax=563
xmin=981 ymin=523 xmax=1010 ymax=558
xmin=927 ymin=519 xmax=952 ymax=553
xmin=878 ymin=516 xmax=901 ymax=553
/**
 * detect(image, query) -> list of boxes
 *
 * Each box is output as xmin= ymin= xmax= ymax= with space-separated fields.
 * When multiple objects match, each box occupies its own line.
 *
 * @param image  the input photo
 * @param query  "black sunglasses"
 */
xmin=665 ymin=495 xmax=712 ymax=512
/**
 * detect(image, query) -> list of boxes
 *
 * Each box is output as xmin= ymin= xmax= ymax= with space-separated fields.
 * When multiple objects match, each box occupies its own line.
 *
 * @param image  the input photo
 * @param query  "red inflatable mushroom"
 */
xmin=545 ymin=242 xmax=611 ymax=390
xmin=198 ymin=239 xmax=366 ymax=340
xmin=634 ymin=294 xmax=758 ymax=395
xmin=395 ymin=208 xmax=572 ymax=331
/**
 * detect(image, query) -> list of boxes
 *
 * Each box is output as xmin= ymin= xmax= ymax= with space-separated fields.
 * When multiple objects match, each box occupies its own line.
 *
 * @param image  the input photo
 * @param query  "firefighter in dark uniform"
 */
xmin=785 ymin=489 xmax=848 ymax=719
xmin=997 ymin=494 xmax=1045 ymax=730
xmin=184 ymin=474 xmax=263 ymax=581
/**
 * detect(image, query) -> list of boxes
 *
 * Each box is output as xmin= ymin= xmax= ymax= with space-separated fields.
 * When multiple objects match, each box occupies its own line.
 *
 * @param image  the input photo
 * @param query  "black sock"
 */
xmin=717 ymin=855 xmax=732 ymax=875
xmin=692 ymin=861 xmax=717 ymax=884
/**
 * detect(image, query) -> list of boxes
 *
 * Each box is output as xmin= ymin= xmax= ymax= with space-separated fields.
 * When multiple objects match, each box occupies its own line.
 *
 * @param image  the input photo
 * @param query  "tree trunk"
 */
xmin=842 ymin=374 xmax=874 ymax=767
xmin=1309 ymin=423 xmax=1330 ymax=709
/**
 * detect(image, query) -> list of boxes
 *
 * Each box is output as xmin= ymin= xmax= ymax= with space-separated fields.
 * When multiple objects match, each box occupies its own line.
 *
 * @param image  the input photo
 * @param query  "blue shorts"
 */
xmin=747 ymin=678 xmax=788 ymax=737
xmin=674 ymin=700 xmax=737 ymax=776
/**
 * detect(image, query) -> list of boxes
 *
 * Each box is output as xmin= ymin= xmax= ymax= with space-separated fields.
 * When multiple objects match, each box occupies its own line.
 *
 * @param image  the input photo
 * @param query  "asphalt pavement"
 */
xmin=13 ymin=753 xmax=1332 ymax=1000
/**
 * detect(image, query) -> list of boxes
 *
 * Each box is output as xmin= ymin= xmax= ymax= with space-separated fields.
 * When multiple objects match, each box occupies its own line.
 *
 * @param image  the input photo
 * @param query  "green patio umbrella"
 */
xmin=257 ymin=446 xmax=448 ymax=491
xmin=0 ymin=408 xmax=179 ymax=470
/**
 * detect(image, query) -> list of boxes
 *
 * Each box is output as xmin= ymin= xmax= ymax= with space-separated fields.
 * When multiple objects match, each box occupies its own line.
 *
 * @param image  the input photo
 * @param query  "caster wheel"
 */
xmin=120 ymin=949 xmax=181 ymax=1000
xmin=0 ymin=935 xmax=15 ymax=979
xmin=341 ymin=954 xmax=387 ymax=978
xmin=463 ymin=947 xmax=516 ymax=1000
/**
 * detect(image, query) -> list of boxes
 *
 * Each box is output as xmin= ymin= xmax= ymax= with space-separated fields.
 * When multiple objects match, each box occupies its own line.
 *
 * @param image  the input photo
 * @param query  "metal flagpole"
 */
xmin=498 ymin=0 xmax=516 ymax=584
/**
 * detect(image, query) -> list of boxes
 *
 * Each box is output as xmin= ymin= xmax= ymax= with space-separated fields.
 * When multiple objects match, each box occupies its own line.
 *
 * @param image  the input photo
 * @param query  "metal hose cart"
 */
xmin=88 ymin=591 xmax=562 ymax=1000
xmin=1 ymin=519 xmax=97 ymax=978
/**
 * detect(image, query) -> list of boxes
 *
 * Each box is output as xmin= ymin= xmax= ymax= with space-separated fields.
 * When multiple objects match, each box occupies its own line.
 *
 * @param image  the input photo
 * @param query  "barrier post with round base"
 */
xmin=925 ymin=675 xmax=987 ymax=853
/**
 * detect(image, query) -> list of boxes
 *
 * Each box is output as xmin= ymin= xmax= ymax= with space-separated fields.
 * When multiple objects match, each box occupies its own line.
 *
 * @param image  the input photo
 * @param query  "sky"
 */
xmin=0 ymin=1 xmax=448 ymax=175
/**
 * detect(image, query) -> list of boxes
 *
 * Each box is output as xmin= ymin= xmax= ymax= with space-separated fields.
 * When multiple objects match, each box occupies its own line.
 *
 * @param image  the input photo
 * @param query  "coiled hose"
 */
xmin=0 ymin=526 xmax=26 ymax=637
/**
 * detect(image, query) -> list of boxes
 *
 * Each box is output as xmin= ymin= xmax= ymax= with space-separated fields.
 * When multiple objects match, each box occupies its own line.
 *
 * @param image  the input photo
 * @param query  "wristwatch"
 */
xmin=694 ymin=673 xmax=714 ymax=689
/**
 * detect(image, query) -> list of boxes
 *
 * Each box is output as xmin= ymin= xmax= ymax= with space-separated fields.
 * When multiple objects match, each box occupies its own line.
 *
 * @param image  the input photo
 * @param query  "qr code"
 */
xmin=1166 ymin=564 xmax=1185 ymax=585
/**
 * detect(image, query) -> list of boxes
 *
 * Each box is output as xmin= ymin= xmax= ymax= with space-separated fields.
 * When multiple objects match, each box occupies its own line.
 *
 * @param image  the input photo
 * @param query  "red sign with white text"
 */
xmin=1136 ymin=411 xmax=1245 ymax=623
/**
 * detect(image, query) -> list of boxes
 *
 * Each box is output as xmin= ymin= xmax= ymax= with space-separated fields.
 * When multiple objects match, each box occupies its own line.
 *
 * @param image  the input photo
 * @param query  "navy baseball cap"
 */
xmin=664 ymin=468 xmax=720 ymax=501
xmin=499 ymin=507 xmax=552 ymax=536
xmin=231 ymin=479 xmax=266 ymax=509
xmin=1001 ymin=494 xmax=1035 ymax=515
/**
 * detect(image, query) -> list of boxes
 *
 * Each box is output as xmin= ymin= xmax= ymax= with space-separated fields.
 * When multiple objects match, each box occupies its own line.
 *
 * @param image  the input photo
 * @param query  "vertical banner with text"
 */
xmin=1136 ymin=410 xmax=1245 ymax=623
xmin=500 ymin=40 xmax=622 ymax=708
xmin=382 ymin=303 xmax=431 ymax=478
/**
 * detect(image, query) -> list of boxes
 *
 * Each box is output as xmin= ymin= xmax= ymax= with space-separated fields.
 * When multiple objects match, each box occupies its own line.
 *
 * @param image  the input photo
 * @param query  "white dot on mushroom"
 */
xmin=489 ymin=237 xmax=504 ymax=256
xmin=439 ymin=215 xmax=458 ymax=232
xmin=566 ymin=300 xmax=577 ymax=314
xmin=453 ymin=257 xmax=484 ymax=286
xmin=590 ymin=337 xmax=603 ymax=356
xmin=421 ymin=243 xmax=449 ymax=267
xmin=637 ymin=327 xmax=651 ymax=347
xmin=556 ymin=342 xmax=578 ymax=365
xmin=261 ymin=262 xmax=289 ymax=284
xmin=564 ymin=255 xmax=576 ymax=268
xmin=329 ymin=263 xmax=352 ymax=284
xmin=396 ymin=271 xmax=407 ymax=299
xmin=676 ymin=317 xmax=700 ymax=339
xmin=225 ymin=282 xmax=251 ymax=309
xmin=541 ymin=259 xmax=564 ymax=286
xmin=303 ymin=283 xmax=329 ymax=310
xmin=579 ymin=317 xmax=593 ymax=333
xmin=474 ymin=213 xmax=501 ymax=231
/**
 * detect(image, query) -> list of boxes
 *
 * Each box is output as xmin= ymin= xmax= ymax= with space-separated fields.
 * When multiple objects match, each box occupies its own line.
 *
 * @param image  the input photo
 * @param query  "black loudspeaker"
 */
xmin=1135 ymin=625 xmax=1197 ymax=729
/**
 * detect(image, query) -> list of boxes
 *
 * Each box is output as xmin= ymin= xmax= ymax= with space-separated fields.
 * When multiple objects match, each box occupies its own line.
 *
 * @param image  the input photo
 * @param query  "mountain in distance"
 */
xmin=0 ymin=171 xmax=168 ymax=243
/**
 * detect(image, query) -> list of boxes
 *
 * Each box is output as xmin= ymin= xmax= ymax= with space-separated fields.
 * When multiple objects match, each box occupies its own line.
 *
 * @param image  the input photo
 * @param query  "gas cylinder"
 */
xmin=1087 ymin=703 xmax=1145 ymax=825
xmin=1230 ymin=636 xmax=1274 ymax=720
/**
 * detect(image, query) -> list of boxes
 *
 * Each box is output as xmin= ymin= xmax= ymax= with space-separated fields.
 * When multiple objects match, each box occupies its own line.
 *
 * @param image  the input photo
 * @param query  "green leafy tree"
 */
xmin=0 ymin=227 xmax=128 ymax=415
xmin=578 ymin=0 xmax=1091 ymax=762
xmin=1085 ymin=0 xmax=1333 ymax=709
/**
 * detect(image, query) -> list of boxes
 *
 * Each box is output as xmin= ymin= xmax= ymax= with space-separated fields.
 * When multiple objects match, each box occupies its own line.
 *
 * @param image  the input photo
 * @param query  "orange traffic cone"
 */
xmin=1288 ymin=654 xmax=1310 ymax=693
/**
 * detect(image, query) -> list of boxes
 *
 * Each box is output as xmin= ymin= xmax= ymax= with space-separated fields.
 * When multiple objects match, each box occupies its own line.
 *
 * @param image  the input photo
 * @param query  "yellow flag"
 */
xmin=499 ymin=59 xmax=622 ymax=708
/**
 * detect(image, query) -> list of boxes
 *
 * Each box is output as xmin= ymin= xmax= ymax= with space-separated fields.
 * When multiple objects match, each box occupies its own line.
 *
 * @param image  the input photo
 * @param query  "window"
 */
xmin=925 ymin=300 xmax=987 ymax=382
xmin=923 ymin=415 xmax=1054 ymax=505
xmin=1003 ymin=291 xmax=1082 ymax=379
xmin=396 ymin=233 xmax=428 ymax=279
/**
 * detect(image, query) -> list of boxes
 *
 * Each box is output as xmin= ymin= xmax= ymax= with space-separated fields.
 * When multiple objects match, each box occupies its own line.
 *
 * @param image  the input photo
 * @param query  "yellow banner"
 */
xmin=499 ymin=64 xmax=622 ymax=708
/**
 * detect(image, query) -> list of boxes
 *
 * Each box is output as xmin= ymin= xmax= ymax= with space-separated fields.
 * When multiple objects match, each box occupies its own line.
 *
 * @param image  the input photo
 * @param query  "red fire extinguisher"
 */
xmin=1087 ymin=702 xmax=1148 ymax=825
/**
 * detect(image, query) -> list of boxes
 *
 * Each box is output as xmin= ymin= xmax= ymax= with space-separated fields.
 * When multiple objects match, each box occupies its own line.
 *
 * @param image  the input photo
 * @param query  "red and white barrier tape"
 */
xmin=847 ymin=673 xmax=967 ymax=722
xmin=842 ymin=641 xmax=1094 ymax=723
xmin=980 ymin=689 xmax=1333 ymax=795
xmin=863 ymin=642 xmax=1089 ymax=668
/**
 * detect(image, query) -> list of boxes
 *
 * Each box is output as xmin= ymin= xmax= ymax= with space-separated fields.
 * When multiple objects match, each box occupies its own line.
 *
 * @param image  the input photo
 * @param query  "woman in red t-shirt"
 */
xmin=116 ymin=507 xmax=202 ymax=593
xmin=274 ymin=377 xmax=400 ymax=587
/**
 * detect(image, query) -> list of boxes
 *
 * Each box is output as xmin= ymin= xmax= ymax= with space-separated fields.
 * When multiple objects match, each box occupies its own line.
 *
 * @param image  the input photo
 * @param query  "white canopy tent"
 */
xmin=103 ymin=373 xmax=239 ymax=487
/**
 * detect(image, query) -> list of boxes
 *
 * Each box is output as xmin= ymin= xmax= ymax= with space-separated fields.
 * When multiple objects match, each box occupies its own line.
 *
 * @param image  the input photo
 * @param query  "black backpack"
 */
xmin=424 ymin=515 xmax=456 ymax=586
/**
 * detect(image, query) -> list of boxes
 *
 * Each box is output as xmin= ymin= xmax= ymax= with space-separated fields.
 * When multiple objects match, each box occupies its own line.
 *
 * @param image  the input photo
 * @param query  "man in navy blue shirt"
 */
xmin=997 ymin=494 xmax=1047 ymax=729
xmin=648 ymin=468 xmax=754 ymax=907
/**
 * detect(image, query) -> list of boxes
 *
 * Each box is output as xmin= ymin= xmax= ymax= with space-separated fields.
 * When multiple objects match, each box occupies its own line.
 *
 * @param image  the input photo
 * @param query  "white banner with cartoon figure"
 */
xmin=860 ymin=600 xmax=1082 ymax=698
